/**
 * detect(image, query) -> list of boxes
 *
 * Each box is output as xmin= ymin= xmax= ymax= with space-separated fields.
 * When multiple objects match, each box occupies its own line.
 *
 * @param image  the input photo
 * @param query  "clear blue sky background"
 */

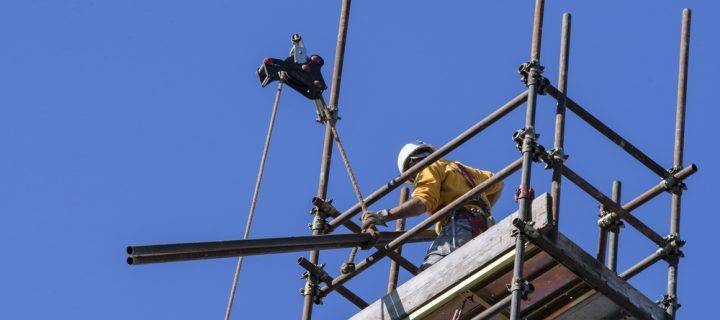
xmin=1 ymin=1 xmax=717 ymax=319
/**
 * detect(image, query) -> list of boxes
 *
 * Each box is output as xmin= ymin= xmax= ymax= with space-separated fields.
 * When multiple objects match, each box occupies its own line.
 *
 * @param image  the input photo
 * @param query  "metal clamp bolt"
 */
xmin=309 ymin=214 xmax=329 ymax=234
xmin=657 ymin=294 xmax=681 ymax=310
xmin=518 ymin=60 xmax=545 ymax=85
xmin=308 ymin=200 xmax=331 ymax=234
xmin=317 ymin=105 xmax=340 ymax=124
xmin=662 ymin=168 xmax=688 ymax=194
xmin=663 ymin=233 xmax=686 ymax=262
xmin=300 ymin=274 xmax=322 ymax=299
xmin=543 ymin=148 xmax=569 ymax=169
xmin=514 ymin=185 xmax=535 ymax=203
xmin=665 ymin=233 xmax=686 ymax=247
xmin=506 ymin=279 xmax=535 ymax=300
xmin=512 ymin=127 xmax=545 ymax=162
xmin=340 ymin=262 xmax=356 ymax=274
xmin=522 ymin=221 xmax=540 ymax=238
xmin=511 ymin=219 xmax=539 ymax=239
xmin=597 ymin=209 xmax=620 ymax=229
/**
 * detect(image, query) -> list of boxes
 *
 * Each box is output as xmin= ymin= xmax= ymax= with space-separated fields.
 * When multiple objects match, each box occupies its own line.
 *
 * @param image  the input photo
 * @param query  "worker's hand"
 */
xmin=361 ymin=209 xmax=389 ymax=230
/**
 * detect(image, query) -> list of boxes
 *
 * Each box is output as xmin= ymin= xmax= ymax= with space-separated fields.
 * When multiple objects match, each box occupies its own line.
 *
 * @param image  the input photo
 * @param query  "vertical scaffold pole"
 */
xmin=551 ymin=13 xmax=571 ymax=226
xmin=509 ymin=1 xmax=544 ymax=319
xmin=607 ymin=181 xmax=622 ymax=272
xmin=302 ymin=1 xmax=352 ymax=319
xmin=596 ymin=219 xmax=608 ymax=262
xmin=666 ymin=8 xmax=691 ymax=319
xmin=387 ymin=188 xmax=409 ymax=293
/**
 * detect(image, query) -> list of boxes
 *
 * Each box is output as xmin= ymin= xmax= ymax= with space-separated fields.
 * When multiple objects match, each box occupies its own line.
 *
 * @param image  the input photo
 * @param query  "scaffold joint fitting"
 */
xmin=518 ymin=60 xmax=546 ymax=89
xmin=507 ymin=278 xmax=535 ymax=300
xmin=514 ymin=185 xmax=535 ymax=203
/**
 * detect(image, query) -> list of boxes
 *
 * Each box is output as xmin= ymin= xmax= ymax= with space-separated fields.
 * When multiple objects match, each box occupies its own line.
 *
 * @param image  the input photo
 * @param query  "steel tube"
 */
xmin=304 ymin=0 xmax=352 ymax=317
xmin=327 ymin=91 xmax=528 ymax=231
xmin=551 ymin=13 xmax=571 ymax=226
xmin=544 ymin=85 xmax=669 ymax=179
xmin=529 ymin=0 xmax=544 ymax=62
xmin=387 ymin=188 xmax=409 ymax=293
xmin=595 ymin=227 xmax=607 ymax=263
xmin=620 ymin=247 xmax=669 ymax=281
xmin=673 ymin=9 xmax=691 ymax=169
xmin=471 ymin=295 xmax=512 ymax=320
xmin=126 ymin=231 xmax=434 ymax=265
xmin=607 ymin=181 xmax=622 ymax=272
xmin=510 ymin=1 xmax=544 ymax=318
xmin=320 ymin=158 xmax=523 ymax=296
xmin=667 ymin=9 xmax=691 ymax=319
xmin=560 ymin=164 xmax=665 ymax=246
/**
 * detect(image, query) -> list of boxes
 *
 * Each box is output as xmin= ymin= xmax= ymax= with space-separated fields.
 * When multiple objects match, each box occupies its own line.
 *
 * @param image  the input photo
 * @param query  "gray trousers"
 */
xmin=420 ymin=214 xmax=475 ymax=271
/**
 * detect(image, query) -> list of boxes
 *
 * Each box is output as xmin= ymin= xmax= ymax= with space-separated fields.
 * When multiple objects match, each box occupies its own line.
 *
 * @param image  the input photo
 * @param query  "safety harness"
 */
xmin=451 ymin=161 xmax=494 ymax=237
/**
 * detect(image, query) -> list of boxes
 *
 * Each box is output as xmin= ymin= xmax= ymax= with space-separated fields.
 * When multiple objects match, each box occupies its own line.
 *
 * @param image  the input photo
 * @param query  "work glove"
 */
xmin=361 ymin=209 xmax=390 ymax=230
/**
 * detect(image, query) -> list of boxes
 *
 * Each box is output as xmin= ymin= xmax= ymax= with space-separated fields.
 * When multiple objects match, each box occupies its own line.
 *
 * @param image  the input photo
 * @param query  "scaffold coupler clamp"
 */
xmin=518 ymin=60 xmax=549 ymax=94
xmin=340 ymin=262 xmax=356 ymax=274
xmin=317 ymin=103 xmax=340 ymax=124
xmin=308 ymin=200 xmax=330 ymax=234
xmin=311 ymin=197 xmax=340 ymax=218
xmin=663 ymin=233 xmax=686 ymax=262
xmin=300 ymin=265 xmax=325 ymax=304
xmin=657 ymin=294 xmax=681 ymax=310
xmin=597 ymin=207 xmax=621 ymax=229
xmin=257 ymin=33 xmax=327 ymax=100
xmin=511 ymin=218 xmax=539 ymax=239
xmin=663 ymin=166 xmax=688 ymax=194
xmin=514 ymin=185 xmax=535 ymax=204
xmin=543 ymin=147 xmax=569 ymax=169
xmin=512 ymin=127 xmax=544 ymax=162
xmin=507 ymin=278 xmax=535 ymax=300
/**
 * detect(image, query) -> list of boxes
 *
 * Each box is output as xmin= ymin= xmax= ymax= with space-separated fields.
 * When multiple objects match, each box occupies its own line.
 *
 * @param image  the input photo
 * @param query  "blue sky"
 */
xmin=1 ymin=1 xmax=718 ymax=319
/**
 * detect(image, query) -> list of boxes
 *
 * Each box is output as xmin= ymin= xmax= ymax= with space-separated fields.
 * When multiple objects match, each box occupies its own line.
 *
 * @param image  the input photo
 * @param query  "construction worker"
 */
xmin=361 ymin=141 xmax=504 ymax=270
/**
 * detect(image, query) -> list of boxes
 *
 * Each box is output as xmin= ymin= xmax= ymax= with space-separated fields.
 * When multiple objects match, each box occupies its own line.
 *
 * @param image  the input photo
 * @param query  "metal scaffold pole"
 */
xmin=666 ymin=8 xmax=691 ymax=319
xmin=387 ymin=188 xmax=409 ymax=293
xmin=550 ymin=13 xmax=571 ymax=227
xmin=303 ymin=1 xmax=352 ymax=319
xmin=607 ymin=181 xmax=622 ymax=272
xmin=509 ymin=1 xmax=544 ymax=318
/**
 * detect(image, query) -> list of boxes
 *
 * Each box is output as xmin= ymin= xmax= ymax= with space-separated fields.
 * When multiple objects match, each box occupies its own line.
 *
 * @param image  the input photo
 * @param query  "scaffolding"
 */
xmin=125 ymin=1 xmax=695 ymax=319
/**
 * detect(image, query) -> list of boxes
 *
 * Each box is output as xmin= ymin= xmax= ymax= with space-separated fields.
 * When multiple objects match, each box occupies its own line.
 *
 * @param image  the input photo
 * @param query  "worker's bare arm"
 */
xmin=386 ymin=197 xmax=426 ymax=221
xmin=361 ymin=197 xmax=427 ymax=229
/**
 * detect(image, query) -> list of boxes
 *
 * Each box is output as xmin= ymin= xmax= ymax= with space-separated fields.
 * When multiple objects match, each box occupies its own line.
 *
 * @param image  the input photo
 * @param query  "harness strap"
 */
xmin=453 ymin=161 xmax=493 ymax=216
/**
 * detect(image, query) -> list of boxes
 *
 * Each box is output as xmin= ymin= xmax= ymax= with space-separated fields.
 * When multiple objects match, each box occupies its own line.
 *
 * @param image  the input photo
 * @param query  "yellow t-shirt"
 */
xmin=411 ymin=159 xmax=503 ymax=233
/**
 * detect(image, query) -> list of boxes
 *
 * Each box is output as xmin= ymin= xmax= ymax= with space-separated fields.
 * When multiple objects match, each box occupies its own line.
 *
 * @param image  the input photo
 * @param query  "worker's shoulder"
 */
xmin=427 ymin=159 xmax=489 ymax=175
xmin=430 ymin=158 xmax=453 ymax=170
xmin=451 ymin=160 xmax=493 ymax=175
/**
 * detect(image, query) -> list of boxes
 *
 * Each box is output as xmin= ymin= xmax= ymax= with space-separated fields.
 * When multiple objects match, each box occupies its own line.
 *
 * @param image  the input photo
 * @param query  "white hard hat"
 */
xmin=397 ymin=141 xmax=436 ymax=174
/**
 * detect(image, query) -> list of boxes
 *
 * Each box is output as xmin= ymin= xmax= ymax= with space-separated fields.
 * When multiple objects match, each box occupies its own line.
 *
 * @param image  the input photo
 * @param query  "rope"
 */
xmin=325 ymin=110 xmax=374 ymax=266
xmin=224 ymin=80 xmax=284 ymax=320
xmin=328 ymin=124 xmax=368 ymax=215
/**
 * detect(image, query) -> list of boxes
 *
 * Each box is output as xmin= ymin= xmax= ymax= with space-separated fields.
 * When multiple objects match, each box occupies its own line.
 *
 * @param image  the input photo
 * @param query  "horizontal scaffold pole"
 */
xmin=126 ymin=230 xmax=435 ymax=265
xmin=544 ymin=84 xmax=669 ymax=179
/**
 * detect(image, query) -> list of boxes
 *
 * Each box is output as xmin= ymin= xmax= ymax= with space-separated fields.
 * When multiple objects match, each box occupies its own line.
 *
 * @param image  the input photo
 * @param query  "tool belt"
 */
xmin=448 ymin=207 xmax=494 ymax=237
